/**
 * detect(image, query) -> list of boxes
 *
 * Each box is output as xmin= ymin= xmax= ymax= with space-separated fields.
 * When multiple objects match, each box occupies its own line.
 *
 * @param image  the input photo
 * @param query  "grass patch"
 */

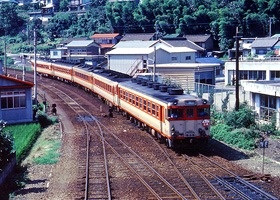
xmin=4 ymin=123 xmax=41 ymax=161
xmin=26 ymin=125 xmax=61 ymax=165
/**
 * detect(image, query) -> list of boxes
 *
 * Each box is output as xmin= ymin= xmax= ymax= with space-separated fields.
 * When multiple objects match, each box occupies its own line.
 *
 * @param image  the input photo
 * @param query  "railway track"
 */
xmin=17 ymin=71 xmax=278 ymax=199
xmin=183 ymin=154 xmax=278 ymax=200
xmin=43 ymin=84 xmax=188 ymax=199
xmin=39 ymin=84 xmax=112 ymax=199
xmin=42 ymin=83 xmax=274 ymax=199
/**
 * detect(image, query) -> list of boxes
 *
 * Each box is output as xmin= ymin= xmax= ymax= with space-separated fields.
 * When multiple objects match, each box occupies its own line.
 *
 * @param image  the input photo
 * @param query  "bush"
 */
xmin=210 ymin=124 xmax=232 ymax=141
xmin=224 ymin=103 xmax=256 ymax=128
xmin=211 ymin=124 xmax=257 ymax=150
xmin=36 ymin=111 xmax=58 ymax=128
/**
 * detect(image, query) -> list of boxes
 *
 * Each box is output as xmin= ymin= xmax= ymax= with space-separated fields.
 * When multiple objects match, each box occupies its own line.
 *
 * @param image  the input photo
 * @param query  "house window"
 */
xmin=171 ymin=57 xmax=177 ymax=61
xmin=53 ymin=51 xmax=58 ymax=56
xmin=256 ymin=49 xmax=267 ymax=54
xmin=185 ymin=56 xmax=191 ymax=60
xmin=1 ymin=90 xmax=26 ymax=109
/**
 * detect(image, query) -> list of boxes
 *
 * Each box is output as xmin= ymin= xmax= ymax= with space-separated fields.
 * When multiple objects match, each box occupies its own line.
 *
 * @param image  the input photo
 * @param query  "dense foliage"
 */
xmin=0 ymin=0 xmax=280 ymax=55
xmin=0 ymin=121 xmax=15 ymax=170
xmin=211 ymin=102 xmax=280 ymax=150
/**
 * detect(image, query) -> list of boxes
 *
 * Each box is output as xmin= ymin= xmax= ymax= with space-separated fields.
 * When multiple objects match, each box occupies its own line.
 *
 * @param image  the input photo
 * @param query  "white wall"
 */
xmin=108 ymin=54 xmax=147 ymax=74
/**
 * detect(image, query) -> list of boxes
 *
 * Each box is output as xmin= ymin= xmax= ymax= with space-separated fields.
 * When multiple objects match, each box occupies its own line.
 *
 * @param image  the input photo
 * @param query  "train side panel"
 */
xmin=92 ymin=73 xmax=118 ymax=106
xmin=33 ymin=60 xmax=53 ymax=76
xmin=51 ymin=63 xmax=73 ymax=82
xmin=73 ymin=67 xmax=94 ymax=91
xmin=118 ymin=84 xmax=169 ymax=137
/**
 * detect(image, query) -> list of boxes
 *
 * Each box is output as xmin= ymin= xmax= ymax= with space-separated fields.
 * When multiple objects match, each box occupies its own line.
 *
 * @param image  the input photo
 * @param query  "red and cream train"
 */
xmin=31 ymin=60 xmax=211 ymax=149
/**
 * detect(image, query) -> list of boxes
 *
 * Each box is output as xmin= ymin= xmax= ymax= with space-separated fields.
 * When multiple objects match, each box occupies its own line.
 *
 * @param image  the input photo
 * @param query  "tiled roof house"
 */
xmin=91 ymin=33 xmax=122 ymax=55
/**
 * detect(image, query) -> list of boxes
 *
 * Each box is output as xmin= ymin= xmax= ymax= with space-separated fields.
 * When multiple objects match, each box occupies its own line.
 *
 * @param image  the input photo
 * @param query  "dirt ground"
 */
xmin=233 ymin=137 xmax=280 ymax=177
xmin=9 ymin=121 xmax=280 ymax=199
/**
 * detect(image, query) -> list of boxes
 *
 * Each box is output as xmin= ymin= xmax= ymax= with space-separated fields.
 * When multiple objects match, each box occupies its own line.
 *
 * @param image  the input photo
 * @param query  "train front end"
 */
xmin=165 ymin=97 xmax=210 ymax=148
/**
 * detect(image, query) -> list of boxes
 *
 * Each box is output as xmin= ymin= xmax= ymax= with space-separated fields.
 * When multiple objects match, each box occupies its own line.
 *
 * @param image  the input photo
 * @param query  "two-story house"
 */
xmin=50 ymin=39 xmax=102 ymax=64
xmin=185 ymin=34 xmax=214 ymax=53
xmin=250 ymin=37 xmax=279 ymax=59
xmin=106 ymin=39 xmax=219 ymax=90
xmin=91 ymin=33 xmax=122 ymax=55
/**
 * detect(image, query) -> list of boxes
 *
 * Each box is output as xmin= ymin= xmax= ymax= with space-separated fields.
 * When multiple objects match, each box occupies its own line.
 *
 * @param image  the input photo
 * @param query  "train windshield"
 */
xmin=168 ymin=108 xmax=184 ymax=119
xmin=197 ymin=107 xmax=210 ymax=118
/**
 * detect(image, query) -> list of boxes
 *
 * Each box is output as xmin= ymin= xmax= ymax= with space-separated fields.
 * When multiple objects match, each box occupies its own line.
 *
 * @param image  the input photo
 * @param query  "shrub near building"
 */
xmin=210 ymin=103 xmax=279 ymax=150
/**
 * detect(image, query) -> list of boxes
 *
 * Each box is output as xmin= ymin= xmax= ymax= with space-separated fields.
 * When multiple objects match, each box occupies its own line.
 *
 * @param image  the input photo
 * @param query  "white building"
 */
xmin=106 ymin=39 xmax=219 ymax=91
xmin=224 ymin=61 xmax=280 ymax=85
xmin=242 ymin=80 xmax=280 ymax=128
xmin=106 ymin=40 xmax=196 ymax=76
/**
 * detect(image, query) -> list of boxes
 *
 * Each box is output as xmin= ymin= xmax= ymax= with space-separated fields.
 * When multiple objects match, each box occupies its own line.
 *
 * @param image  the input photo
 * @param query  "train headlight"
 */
xmin=171 ymin=125 xmax=175 ymax=131
xmin=173 ymin=100 xmax=178 ymax=105
xmin=202 ymin=99 xmax=208 ymax=104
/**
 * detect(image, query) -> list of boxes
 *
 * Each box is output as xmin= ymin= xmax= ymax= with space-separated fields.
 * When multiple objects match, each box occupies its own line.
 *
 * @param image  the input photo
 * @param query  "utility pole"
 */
xmin=33 ymin=29 xmax=37 ymax=104
xmin=4 ymin=39 xmax=7 ymax=76
xmin=234 ymin=27 xmax=242 ymax=111
xmin=269 ymin=17 xmax=273 ymax=37
xmin=153 ymin=46 xmax=156 ymax=82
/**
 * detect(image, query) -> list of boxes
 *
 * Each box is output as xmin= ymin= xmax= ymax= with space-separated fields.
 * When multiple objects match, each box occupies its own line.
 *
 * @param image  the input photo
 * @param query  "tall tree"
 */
xmin=0 ymin=3 xmax=25 ymax=36
xmin=106 ymin=1 xmax=139 ymax=34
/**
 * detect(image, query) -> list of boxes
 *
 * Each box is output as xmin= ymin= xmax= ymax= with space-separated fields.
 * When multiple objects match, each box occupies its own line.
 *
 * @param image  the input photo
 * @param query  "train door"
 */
xmin=185 ymin=107 xmax=195 ymax=135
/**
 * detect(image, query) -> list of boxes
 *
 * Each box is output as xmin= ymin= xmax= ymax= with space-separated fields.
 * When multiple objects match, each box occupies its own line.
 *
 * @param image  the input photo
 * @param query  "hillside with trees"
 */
xmin=0 ymin=0 xmax=279 ymax=55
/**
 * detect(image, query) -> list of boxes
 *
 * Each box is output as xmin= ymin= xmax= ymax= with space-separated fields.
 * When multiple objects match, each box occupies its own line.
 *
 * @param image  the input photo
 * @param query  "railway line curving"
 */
xmin=9 ymin=70 xmax=280 ymax=199
xmin=40 ymin=81 xmax=278 ymax=199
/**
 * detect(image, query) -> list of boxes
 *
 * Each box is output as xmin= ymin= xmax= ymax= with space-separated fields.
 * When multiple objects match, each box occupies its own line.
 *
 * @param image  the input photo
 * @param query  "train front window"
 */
xmin=186 ymin=108 xmax=194 ymax=118
xmin=168 ymin=108 xmax=183 ymax=119
xmin=197 ymin=107 xmax=210 ymax=117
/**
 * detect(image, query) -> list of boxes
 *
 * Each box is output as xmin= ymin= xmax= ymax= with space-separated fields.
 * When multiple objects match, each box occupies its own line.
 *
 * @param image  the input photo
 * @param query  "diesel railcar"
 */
xmin=31 ymin=60 xmax=210 ymax=149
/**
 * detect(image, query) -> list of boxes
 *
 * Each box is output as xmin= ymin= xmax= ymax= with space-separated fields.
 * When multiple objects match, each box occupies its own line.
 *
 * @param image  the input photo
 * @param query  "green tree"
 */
xmin=106 ymin=1 xmax=138 ymax=34
xmin=59 ymin=0 xmax=69 ymax=12
xmin=0 ymin=3 xmax=25 ymax=36
xmin=46 ymin=13 xmax=77 ymax=39
xmin=0 ymin=121 xmax=15 ymax=170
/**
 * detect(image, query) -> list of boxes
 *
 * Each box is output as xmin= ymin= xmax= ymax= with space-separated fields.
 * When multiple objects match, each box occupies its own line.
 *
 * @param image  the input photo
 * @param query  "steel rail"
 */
xmin=42 ymin=85 xmax=112 ymax=200
xmin=145 ymin=135 xmax=226 ymax=200
xmin=200 ymin=154 xmax=278 ymax=200
xmin=90 ymin=120 xmax=187 ymax=199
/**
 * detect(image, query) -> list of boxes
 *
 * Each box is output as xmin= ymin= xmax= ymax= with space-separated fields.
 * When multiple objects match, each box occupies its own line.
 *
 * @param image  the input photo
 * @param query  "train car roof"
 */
xmin=119 ymin=80 xmax=200 ymax=103
xmin=86 ymin=68 xmax=202 ymax=103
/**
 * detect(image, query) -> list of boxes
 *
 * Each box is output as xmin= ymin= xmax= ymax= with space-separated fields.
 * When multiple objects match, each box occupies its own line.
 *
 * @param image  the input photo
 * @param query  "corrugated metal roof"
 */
xmin=196 ymin=57 xmax=224 ymax=64
xmin=164 ymin=39 xmax=204 ymax=51
xmin=106 ymin=48 xmax=154 ymax=55
xmin=91 ymin=33 xmax=120 ymax=39
xmin=0 ymin=75 xmax=34 ymax=88
xmin=185 ymin=34 xmax=211 ymax=42
xmin=107 ymin=45 xmax=196 ymax=55
xmin=113 ymin=40 xmax=156 ymax=48
xmin=121 ymin=33 xmax=155 ymax=41
xmin=65 ymin=40 xmax=96 ymax=47
xmin=159 ymin=45 xmax=196 ymax=53
xmin=251 ymin=37 xmax=279 ymax=48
